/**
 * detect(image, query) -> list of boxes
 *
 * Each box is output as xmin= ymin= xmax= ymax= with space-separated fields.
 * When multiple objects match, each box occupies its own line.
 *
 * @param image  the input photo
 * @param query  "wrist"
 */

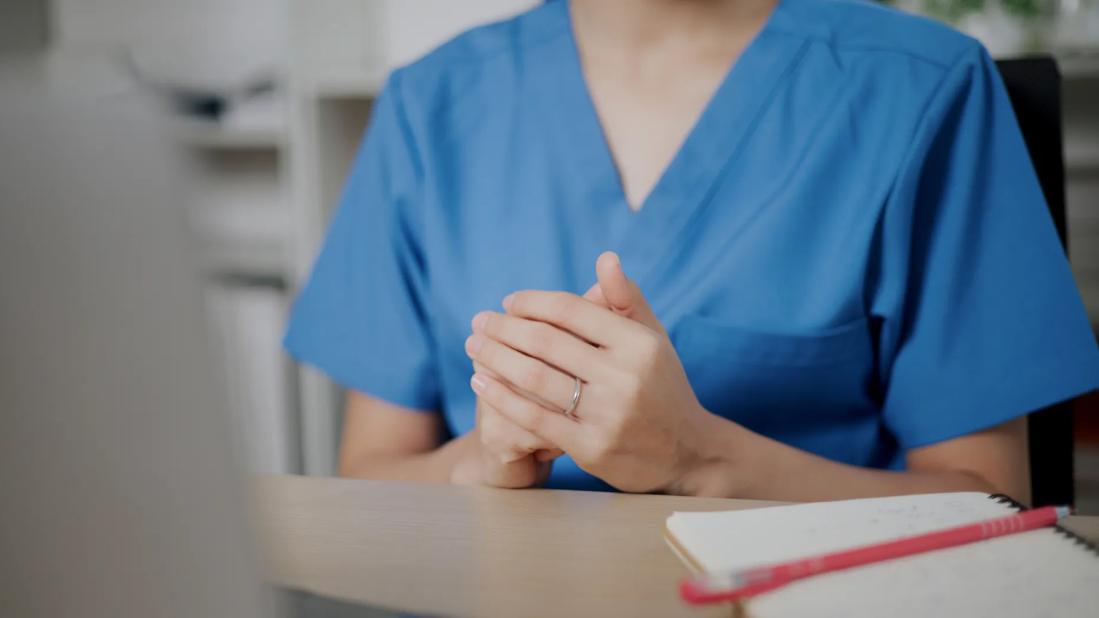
xmin=671 ymin=406 xmax=751 ymax=498
xmin=448 ymin=432 xmax=487 ymax=485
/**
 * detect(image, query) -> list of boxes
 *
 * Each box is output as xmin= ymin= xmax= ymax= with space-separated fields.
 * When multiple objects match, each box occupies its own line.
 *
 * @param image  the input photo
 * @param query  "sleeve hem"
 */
xmin=893 ymin=367 xmax=1099 ymax=451
xmin=283 ymin=336 xmax=440 ymax=413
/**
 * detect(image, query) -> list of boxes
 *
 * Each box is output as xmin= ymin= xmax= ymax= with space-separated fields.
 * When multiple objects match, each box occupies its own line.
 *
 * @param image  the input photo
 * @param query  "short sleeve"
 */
xmin=283 ymin=73 xmax=440 ymax=411
xmin=876 ymin=46 xmax=1099 ymax=449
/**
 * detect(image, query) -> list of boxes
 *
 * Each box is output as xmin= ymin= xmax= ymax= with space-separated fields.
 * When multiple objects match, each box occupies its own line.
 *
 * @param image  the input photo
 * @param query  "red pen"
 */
xmin=680 ymin=504 xmax=1072 ymax=605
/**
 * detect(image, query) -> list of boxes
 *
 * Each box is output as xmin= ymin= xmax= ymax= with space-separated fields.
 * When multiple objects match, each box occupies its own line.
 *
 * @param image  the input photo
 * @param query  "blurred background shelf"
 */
xmin=196 ymin=246 xmax=289 ymax=280
xmin=174 ymin=119 xmax=286 ymax=150
xmin=302 ymin=65 xmax=386 ymax=99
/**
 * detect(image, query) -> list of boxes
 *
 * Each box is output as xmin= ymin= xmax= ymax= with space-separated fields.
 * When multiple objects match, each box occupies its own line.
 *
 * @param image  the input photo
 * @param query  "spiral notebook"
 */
xmin=665 ymin=492 xmax=1099 ymax=617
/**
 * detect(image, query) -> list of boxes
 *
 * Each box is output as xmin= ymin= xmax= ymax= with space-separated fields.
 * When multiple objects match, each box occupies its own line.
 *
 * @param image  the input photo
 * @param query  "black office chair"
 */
xmin=996 ymin=57 xmax=1073 ymax=507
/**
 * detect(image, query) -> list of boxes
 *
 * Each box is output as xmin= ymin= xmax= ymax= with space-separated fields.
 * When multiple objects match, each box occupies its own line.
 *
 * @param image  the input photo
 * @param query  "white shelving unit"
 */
xmin=173 ymin=120 xmax=287 ymax=151
xmin=178 ymin=122 xmax=290 ymax=275
xmin=302 ymin=65 xmax=388 ymax=100
xmin=173 ymin=116 xmax=299 ymax=475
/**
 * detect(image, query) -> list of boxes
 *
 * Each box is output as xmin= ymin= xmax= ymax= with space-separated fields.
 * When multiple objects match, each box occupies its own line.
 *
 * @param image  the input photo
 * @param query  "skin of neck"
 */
xmin=568 ymin=0 xmax=778 ymax=55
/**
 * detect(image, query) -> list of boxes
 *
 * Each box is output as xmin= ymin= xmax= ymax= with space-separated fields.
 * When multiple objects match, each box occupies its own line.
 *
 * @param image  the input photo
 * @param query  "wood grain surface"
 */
xmin=253 ymin=475 xmax=1099 ymax=618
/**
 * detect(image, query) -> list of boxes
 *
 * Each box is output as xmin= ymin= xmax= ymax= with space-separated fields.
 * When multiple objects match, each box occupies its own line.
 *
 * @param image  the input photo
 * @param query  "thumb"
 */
xmin=594 ymin=251 xmax=664 ymax=334
xmin=582 ymin=282 xmax=607 ymax=306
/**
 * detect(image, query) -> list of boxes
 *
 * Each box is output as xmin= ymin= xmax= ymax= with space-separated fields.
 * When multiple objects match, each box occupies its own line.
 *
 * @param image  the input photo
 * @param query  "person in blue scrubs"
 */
xmin=284 ymin=0 xmax=1099 ymax=500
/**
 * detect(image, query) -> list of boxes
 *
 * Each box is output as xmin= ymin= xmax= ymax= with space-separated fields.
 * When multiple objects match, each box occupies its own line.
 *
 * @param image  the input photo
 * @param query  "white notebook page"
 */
xmin=666 ymin=492 xmax=1099 ymax=617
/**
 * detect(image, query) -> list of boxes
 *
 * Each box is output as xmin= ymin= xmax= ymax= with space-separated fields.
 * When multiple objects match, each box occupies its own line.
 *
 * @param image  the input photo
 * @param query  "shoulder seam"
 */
xmin=875 ymin=42 xmax=979 ymax=231
xmin=768 ymin=26 xmax=967 ymax=72
xmin=829 ymin=45 xmax=953 ymax=71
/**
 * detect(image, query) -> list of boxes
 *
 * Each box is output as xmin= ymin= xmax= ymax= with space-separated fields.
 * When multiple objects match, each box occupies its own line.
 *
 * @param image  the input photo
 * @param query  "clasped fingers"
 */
xmin=477 ymin=395 xmax=561 ymax=463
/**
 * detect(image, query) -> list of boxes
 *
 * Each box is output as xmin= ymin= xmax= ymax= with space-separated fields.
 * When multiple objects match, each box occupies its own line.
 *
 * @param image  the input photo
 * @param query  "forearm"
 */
xmin=676 ymin=412 xmax=1004 ymax=502
xmin=339 ymin=433 xmax=474 ymax=483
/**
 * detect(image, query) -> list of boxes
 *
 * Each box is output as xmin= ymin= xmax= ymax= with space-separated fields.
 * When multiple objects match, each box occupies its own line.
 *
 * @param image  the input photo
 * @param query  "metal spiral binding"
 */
xmin=987 ymin=493 xmax=1099 ymax=557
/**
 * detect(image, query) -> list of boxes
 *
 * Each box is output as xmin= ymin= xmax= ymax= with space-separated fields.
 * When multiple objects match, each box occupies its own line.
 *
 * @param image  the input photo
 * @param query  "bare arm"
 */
xmin=679 ymin=414 xmax=1031 ymax=504
xmin=338 ymin=390 xmax=469 ymax=482
xmin=338 ymin=389 xmax=559 ymax=489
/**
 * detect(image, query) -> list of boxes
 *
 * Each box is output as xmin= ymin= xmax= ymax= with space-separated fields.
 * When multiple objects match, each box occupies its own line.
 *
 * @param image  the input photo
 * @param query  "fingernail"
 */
xmin=470 ymin=373 xmax=487 ymax=393
xmin=471 ymin=311 xmax=489 ymax=332
xmin=465 ymin=335 xmax=484 ymax=356
xmin=610 ymin=253 xmax=625 ymax=277
xmin=502 ymin=293 xmax=514 ymax=310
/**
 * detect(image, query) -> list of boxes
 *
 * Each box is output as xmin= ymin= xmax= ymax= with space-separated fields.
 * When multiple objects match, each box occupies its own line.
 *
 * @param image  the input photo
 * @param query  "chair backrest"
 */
xmin=995 ymin=57 xmax=1073 ymax=506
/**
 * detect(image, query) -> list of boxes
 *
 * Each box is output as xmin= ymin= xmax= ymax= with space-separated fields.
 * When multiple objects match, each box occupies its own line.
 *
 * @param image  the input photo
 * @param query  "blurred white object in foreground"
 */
xmin=0 ymin=56 xmax=275 ymax=618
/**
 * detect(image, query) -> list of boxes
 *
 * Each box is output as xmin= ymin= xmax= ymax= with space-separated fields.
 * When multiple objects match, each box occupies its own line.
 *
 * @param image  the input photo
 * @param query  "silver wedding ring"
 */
xmin=563 ymin=376 xmax=582 ymax=418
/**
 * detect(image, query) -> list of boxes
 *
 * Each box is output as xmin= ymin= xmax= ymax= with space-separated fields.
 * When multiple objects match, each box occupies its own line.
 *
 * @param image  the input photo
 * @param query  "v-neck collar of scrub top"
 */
xmin=538 ymin=0 xmax=809 ymax=301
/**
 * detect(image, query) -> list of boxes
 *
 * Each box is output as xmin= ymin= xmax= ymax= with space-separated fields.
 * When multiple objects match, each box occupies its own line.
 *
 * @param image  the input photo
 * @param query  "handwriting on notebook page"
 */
xmin=665 ymin=492 xmax=1099 ymax=618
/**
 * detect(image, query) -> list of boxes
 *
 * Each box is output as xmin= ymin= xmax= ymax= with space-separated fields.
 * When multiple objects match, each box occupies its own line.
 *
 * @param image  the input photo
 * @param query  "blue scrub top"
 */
xmin=285 ymin=0 xmax=1099 ymax=491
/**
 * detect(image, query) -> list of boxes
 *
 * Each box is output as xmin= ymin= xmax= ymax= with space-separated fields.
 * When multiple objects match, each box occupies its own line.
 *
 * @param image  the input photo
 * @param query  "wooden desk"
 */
xmin=254 ymin=475 xmax=1099 ymax=618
